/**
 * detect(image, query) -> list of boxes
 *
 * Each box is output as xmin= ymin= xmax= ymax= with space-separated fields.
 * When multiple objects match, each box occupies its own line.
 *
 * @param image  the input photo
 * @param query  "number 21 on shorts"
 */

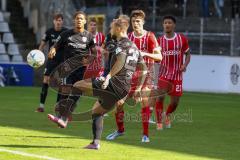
xmin=175 ymin=84 xmax=182 ymax=92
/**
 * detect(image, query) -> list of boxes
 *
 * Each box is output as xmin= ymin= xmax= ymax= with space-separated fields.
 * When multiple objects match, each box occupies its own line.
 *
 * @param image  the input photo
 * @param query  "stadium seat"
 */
xmin=12 ymin=55 xmax=23 ymax=62
xmin=8 ymin=44 xmax=20 ymax=55
xmin=0 ymin=12 xmax=4 ymax=22
xmin=0 ymin=43 xmax=6 ymax=54
xmin=0 ymin=54 xmax=10 ymax=62
xmin=0 ymin=22 xmax=10 ymax=33
xmin=3 ymin=33 xmax=14 ymax=43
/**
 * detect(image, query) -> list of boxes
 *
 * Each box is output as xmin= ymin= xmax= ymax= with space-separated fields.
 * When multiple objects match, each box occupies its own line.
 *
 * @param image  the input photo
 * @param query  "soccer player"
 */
xmin=84 ymin=17 xmax=105 ymax=79
xmin=36 ymin=13 xmax=67 ymax=112
xmin=155 ymin=15 xmax=191 ymax=130
xmin=48 ymin=17 xmax=147 ymax=149
xmin=106 ymin=10 xmax=162 ymax=142
xmin=48 ymin=11 xmax=97 ymax=122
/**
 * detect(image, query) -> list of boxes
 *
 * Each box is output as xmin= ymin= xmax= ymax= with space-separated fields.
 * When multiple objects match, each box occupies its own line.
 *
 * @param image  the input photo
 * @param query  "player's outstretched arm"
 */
xmin=102 ymin=53 xmax=126 ymax=89
xmin=180 ymin=50 xmax=191 ymax=72
xmin=140 ymin=47 xmax=162 ymax=61
xmin=38 ymin=41 xmax=46 ymax=51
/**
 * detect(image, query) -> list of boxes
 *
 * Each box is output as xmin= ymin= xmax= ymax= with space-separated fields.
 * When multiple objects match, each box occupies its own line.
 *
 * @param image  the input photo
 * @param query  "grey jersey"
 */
xmin=110 ymin=37 xmax=144 ymax=94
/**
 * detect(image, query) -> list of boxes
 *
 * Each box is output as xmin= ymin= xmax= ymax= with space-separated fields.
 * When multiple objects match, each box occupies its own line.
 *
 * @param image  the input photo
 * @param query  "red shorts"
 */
xmin=158 ymin=77 xmax=183 ymax=97
xmin=83 ymin=67 xmax=104 ymax=79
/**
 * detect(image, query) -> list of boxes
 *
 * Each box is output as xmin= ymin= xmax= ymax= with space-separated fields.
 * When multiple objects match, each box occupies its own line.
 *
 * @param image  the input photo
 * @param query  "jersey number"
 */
xmin=125 ymin=49 xmax=139 ymax=70
xmin=176 ymin=84 xmax=182 ymax=92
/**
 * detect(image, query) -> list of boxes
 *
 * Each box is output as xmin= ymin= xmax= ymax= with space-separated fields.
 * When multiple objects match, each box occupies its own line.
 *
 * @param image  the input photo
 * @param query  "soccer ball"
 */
xmin=27 ymin=49 xmax=45 ymax=68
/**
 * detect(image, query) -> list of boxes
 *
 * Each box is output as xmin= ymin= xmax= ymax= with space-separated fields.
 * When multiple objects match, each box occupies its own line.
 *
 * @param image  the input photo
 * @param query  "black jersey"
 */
xmin=42 ymin=27 xmax=68 ymax=49
xmin=54 ymin=29 xmax=95 ymax=61
xmin=110 ymin=37 xmax=144 ymax=93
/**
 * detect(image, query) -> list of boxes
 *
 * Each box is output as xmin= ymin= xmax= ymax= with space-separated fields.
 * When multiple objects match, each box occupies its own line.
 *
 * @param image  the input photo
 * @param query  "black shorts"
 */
xmin=44 ymin=59 xmax=60 ymax=76
xmin=65 ymin=66 xmax=86 ymax=84
xmin=92 ymin=78 xmax=128 ymax=110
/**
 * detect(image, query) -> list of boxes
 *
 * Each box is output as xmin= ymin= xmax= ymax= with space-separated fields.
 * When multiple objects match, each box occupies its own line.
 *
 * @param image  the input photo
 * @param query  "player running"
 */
xmin=84 ymin=17 xmax=105 ymax=79
xmin=155 ymin=15 xmax=191 ymax=130
xmin=48 ymin=11 xmax=97 ymax=122
xmin=36 ymin=13 xmax=67 ymax=112
xmin=106 ymin=10 xmax=162 ymax=142
xmin=48 ymin=17 xmax=147 ymax=149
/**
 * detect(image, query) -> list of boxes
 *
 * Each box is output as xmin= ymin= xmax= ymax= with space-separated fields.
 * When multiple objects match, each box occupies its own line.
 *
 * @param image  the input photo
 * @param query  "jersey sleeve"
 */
xmin=147 ymin=32 xmax=158 ymax=53
xmin=181 ymin=34 xmax=190 ymax=53
xmin=53 ymin=31 xmax=68 ymax=49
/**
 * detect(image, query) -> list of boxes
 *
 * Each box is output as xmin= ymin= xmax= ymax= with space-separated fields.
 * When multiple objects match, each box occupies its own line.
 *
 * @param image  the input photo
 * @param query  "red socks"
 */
xmin=115 ymin=111 xmax=125 ymax=133
xmin=166 ymin=104 xmax=177 ymax=116
xmin=155 ymin=101 xmax=163 ymax=123
xmin=141 ymin=106 xmax=150 ymax=136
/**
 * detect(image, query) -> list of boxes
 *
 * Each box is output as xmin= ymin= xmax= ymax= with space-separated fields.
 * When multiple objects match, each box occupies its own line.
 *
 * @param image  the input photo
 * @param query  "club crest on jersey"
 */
xmin=115 ymin=47 xmax=122 ymax=54
xmin=82 ymin=37 xmax=87 ymax=42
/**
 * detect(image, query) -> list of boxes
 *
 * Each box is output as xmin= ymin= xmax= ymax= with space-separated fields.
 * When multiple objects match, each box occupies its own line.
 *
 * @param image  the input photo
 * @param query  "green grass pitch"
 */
xmin=0 ymin=87 xmax=239 ymax=160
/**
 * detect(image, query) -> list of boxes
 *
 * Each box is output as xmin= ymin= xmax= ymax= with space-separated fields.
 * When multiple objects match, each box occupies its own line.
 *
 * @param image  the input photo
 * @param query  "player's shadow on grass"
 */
xmin=0 ymin=145 xmax=74 ymax=149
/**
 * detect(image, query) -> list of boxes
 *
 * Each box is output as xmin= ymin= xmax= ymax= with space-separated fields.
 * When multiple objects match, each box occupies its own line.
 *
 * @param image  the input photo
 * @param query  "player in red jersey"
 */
xmin=106 ymin=10 xmax=162 ymax=142
xmin=84 ymin=18 xmax=105 ymax=79
xmin=155 ymin=15 xmax=191 ymax=130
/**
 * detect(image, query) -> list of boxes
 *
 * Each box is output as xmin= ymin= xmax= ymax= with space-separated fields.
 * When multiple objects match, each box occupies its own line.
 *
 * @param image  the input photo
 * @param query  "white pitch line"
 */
xmin=0 ymin=148 xmax=63 ymax=160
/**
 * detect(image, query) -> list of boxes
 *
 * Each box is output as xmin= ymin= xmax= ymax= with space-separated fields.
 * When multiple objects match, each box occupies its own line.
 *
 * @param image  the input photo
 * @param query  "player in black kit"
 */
xmin=48 ymin=16 xmax=147 ymax=149
xmin=48 ymin=11 xmax=97 ymax=120
xmin=36 ymin=13 xmax=68 ymax=112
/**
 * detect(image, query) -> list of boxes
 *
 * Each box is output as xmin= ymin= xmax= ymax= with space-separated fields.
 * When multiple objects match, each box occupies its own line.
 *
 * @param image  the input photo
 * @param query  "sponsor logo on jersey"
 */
xmin=68 ymin=43 xmax=86 ymax=49
xmin=162 ymin=50 xmax=180 ymax=55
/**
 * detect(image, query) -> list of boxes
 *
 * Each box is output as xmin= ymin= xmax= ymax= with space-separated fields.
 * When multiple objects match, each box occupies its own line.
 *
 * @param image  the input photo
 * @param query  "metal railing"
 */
xmin=154 ymin=17 xmax=240 ymax=56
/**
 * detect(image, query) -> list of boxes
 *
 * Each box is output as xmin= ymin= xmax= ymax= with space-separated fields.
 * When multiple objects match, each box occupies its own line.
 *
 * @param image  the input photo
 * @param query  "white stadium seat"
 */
xmin=3 ymin=32 xmax=14 ymax=43
xmin=8 ymin=44 xmax=20 ymax=55
xmin=12 ymin=55 xmax=23 ymax=62
xmin=0 ymin=22 xmax=10 ymax=33
xmin=0 ymin=54 xmax=10 ymax=62
xmin=0 ymin=43 xmax=6 ymax=54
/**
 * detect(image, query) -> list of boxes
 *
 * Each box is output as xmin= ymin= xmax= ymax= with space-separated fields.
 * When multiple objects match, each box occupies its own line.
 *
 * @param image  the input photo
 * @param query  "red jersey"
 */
xmin=158 ymin=33 xmax=189 ymax=81
xmin=128 ymin=31 xmax=158 ymax=68
xmin=88 ymin=32 xmax=105 ymax=70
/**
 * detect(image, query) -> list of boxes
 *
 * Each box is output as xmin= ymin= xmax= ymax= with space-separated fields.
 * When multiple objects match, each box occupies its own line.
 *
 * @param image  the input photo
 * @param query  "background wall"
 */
xmin=183 ymin=55 xmax=240 ymax=93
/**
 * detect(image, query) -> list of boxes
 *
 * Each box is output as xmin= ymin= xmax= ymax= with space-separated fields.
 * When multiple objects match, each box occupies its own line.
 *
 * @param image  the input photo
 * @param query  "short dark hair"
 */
xmin=53 ymin=13 xmax=63 ymax=20
xmin=73 ymin=11 xmax=87 ymax=20
xmin=163 ymin=15 xmax=176 ymax=24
